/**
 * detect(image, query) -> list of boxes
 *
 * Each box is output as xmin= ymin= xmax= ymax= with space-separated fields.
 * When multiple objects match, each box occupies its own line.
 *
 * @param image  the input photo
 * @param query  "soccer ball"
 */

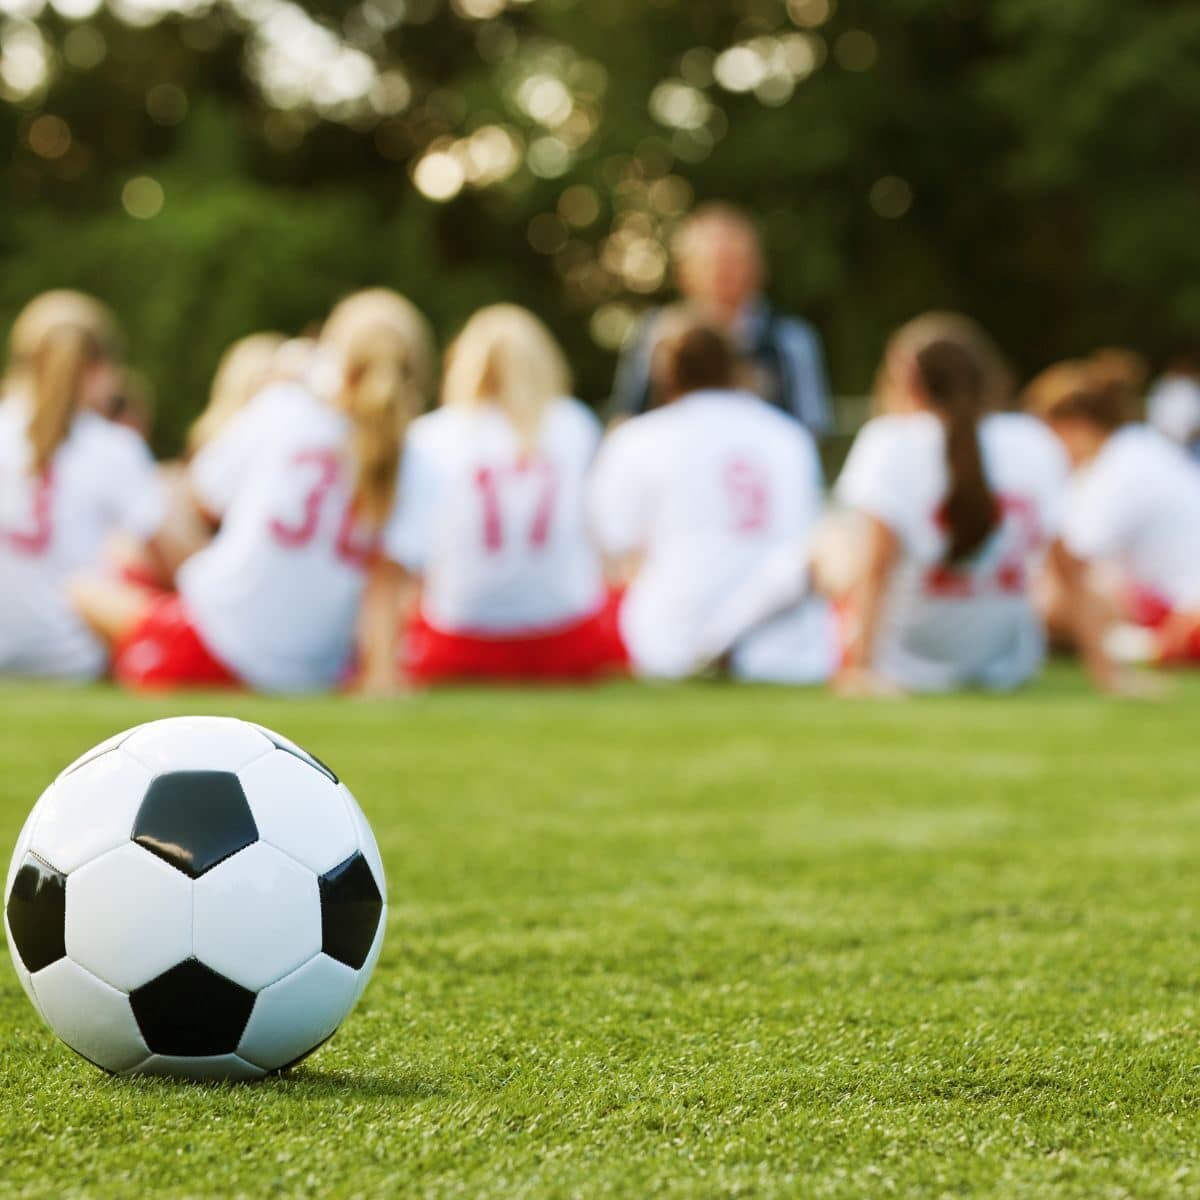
xmin=3 ymin=716 xmax=386 ymax=1081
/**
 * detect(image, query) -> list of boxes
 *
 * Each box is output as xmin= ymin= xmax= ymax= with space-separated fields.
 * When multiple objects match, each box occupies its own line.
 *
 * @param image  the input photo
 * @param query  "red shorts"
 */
xmin=114 ymin=594 xmax=240 ymax=690
xmin=1124 ymin=585 xmax=1200 ymax=664
xmin=405 ymin=593 xmax=628 ymax=685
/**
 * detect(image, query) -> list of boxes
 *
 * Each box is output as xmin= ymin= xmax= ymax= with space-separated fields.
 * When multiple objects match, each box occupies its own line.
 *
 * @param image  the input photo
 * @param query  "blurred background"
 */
xmin=2 ymin=0 xmax=1199 ymax=452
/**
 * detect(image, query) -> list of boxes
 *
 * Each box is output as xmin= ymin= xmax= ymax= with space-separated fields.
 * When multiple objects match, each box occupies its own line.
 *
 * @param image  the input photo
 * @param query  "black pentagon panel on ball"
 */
xmin=132 ymin=771 xmax=258 ymax=878
xmin=130 ymin=959 xmax=257 ymax=1056
xmin=5 ymin=853 xmax=67 ymax=973
xmin=319 ymin=853 xmax=383 ymax=969
xmin=254 ymin=726 xmax=339 ymax=785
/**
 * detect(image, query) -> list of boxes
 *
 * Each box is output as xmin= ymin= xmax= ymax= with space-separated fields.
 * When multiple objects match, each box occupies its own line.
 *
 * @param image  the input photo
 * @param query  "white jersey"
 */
xmin=400 ymin=399 xmax=606 ymax=635
xmin=1147 ymin=377 xmax=1200 ymax=449
xmin=1061 ymin=424 xmax=1200 ymax=609
xmin=181 ymin=383 xmax=415 ymax=692
xmin=0 ymin=398 xmax=164 ymax=679
xmin=836 ymin=411 xmax=1068 ymax=691
xmin=589 ymin=389 xmax=835 ymax=682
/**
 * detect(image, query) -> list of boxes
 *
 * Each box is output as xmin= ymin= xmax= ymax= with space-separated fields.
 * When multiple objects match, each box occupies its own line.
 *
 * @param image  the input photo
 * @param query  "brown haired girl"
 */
xmin=1029 ymin=355 xmax=1200 ymax=666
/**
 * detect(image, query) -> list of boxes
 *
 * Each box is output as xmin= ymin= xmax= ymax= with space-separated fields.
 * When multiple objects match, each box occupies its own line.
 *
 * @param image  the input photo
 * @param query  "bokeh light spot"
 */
xmin=528 ymin=136 xmax=571 ymax=179
xmin=122 ymin=175 xmax=165 ymax=219
xmin=413 ymin=148 xmax=465 ymax=201
xmin=788 ymin=0 xmax=834 ymax=28
xmin=835 ymin=30 xmax=879 ymax=72
xmin=590 ymin=303 xmax=638 ymax=351
xmin=558 ymin=184 xmax=600 ymax=228
xmin=146 ymin=82 xmax=188 ymax=125
xmin=27 ymin=113 xmax=71 ymax=159
xmin=870 ymin=175 xmax=913 ymax=219
xmin=62 ymin=24 xmax=106 ymax=68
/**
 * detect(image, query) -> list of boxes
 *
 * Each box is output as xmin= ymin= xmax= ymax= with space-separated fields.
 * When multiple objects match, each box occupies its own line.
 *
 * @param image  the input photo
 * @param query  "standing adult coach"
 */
xmin=608 ymin=204 xmax=833 ymax=438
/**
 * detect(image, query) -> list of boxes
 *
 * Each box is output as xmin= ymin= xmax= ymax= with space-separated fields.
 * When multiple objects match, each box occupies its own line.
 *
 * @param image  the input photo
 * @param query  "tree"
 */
xmin=1 ymin=0 xmax=1197 ymax=450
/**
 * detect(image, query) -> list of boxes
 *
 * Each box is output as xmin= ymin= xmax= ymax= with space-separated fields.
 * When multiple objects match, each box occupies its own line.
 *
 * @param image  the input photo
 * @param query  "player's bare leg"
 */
xmin=68 ymin=575 xmax=158 ymax=646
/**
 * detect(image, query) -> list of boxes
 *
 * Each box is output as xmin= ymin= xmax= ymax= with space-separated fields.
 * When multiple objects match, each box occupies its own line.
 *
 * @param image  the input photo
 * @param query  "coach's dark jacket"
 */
xmin=607 ymin=301 xmax=833 ymax=438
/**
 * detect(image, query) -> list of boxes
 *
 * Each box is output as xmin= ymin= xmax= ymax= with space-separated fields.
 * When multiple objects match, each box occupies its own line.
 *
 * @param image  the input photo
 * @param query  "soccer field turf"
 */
xmin=1 ymin=674 xmax=1199 ymax=1198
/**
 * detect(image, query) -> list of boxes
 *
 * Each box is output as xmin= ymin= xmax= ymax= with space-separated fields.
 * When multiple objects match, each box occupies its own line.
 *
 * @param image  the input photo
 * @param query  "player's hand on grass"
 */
xmin=1098 ymin=667 xmax=1172 ymax=702
xmin=356 ymin=666 xmax=406 ymax=698
xmin=833 ymin=666 xmax=907 ymax=699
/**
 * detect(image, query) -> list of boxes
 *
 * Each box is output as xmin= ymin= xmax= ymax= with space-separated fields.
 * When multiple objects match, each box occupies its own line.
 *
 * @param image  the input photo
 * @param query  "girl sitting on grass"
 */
xmin=111 ymin=330 xmax=293 ymax=588
xmin=402 ymin=304 xmax=626 ymax=683
xmin=590 ymin=313 xmax=834 ymax=683
xmin=0 ymin=291 xmax=165 ymax=681
xmin=71 ymin=289 xmax=433 ymax=695
xmin=1028 ymin=354 xmax=1200 ymax=667
xmin=698 ymin=313 xmax=1139 ymax=695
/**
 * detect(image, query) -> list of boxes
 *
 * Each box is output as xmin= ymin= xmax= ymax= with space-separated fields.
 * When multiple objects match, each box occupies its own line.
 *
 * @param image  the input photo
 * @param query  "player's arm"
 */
xmin=366 ymin=435 xmax=434 ymax=695
xmin=1047 ymin=454 xmax=1165 ymax=695
xmin=828 ymin=420 xmax=910 ymax=696
xmin=100 ymin=430 xmax=177 ymax=589
xmin=357 ymin=557 xmax=414 ymax=697
xmin=588 ymin=425 xmax=652 ymax=581
xmin=1047 ymin=539 xmax=1165 ymax=698
xmin=836 ymin=514 xmax=905 ymax=698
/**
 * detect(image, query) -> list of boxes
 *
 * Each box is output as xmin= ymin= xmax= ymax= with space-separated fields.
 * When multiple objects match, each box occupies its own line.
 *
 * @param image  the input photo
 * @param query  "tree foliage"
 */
xmin=1 ymin=0 xmax=1197 ymax=450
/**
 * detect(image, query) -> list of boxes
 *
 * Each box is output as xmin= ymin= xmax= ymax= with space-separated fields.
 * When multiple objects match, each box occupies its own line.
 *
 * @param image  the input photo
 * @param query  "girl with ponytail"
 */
xmin=73 ymin=289 xmax=434 ymax=693
xmin=1028 ymin=354 xmax=1200 ymax=669
xmin=700 ymin=313 xmax=1075 ymax=693
xmin=825 ymin=313 xmax=1074 ymax=693
xmin=401 ymin=304 xmax=625 ymax=682
xmin=0 ymin=291 xmax=165 ymax=679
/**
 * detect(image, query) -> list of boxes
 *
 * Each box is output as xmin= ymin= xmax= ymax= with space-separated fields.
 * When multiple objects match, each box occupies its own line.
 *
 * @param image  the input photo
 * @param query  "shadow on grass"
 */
xmin=267 ymin=1067 xmax=447 ymax=1102
xmin=100 ymin=1066 xmax=446 ymax=1102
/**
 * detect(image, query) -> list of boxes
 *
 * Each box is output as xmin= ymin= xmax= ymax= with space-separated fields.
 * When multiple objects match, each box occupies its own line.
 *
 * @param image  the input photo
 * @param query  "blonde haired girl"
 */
xmin=402 ymin=304 xmax=625 ymax=682
xmin=187 ymin=332 xmax=287 ymax=454
xmin=0 ymin=291 xmax=165 ymax=679
xmin=441 ymin=304 xmax=570 ymax=449
xmin=73 ymin=289 xmax=434 ymax=693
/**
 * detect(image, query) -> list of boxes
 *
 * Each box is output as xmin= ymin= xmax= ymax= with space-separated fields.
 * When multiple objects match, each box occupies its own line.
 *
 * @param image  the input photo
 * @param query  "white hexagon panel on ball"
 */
xmin=192 ymin=842 xmax=322 ymax=992
xmin=64 ymin=843 xmax=193 ymax=994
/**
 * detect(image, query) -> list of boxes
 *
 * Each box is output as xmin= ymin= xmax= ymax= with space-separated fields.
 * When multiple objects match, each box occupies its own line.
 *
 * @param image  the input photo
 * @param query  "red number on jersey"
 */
xmin=726 ymin=458 xmax=770 ymax=533
xmin=270 ymin=450 xmax=340 ymax=548
xmin=334 ymin=503 xmax=379 ymax=570
xmin=993 ymin=494 xmax=1041 ymax=594
xmin=269 ymin=449 xmax=378 ymax=567
xmin=474 ymin=460 xmax=558 ymax=553
xmin=922 ymin=493 xmax=1042 ymax=598
xmin=2 ymin=468 xmax=54 ymax=556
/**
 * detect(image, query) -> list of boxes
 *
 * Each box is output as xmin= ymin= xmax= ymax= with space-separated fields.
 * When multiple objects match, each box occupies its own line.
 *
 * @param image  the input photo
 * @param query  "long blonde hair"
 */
xmin=321 ymin=289 xmax=434 ymax=526
xmin=188 ymin=331 xmax=286 ymax=454
xmin=441 ymin=304 xmax=571 ymax=452
xmin=7 ymin=291 xmax=121 ymax=474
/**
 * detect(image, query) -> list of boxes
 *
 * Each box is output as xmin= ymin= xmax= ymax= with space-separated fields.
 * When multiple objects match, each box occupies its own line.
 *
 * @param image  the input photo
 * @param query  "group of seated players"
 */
xmin=1 ymin=278 xmax=1199 ymax=698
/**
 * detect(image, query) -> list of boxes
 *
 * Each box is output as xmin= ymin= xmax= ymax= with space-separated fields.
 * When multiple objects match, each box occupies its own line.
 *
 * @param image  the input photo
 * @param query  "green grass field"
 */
xmin=2 ymin=672 xmax=1199 ymax=1198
